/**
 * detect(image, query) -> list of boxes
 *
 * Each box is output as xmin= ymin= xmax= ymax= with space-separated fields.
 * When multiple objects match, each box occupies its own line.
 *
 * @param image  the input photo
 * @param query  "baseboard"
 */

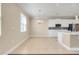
xmin=71 ymin=48 xmax=79 ymax=51
xmin=3 ymin=37 xmax=29 ymax=55
xmin=30 ymin=35 xmax=56 ymax=37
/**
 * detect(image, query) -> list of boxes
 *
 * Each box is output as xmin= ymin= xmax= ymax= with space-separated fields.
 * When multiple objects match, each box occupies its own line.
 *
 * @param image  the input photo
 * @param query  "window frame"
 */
xmin=20 ymin=13 xmax=27 ymax=32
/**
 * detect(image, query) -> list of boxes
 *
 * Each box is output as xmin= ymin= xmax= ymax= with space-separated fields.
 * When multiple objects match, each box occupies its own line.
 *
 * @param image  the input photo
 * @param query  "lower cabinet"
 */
xmin=63 ymin=33 xmax=70 ymax=47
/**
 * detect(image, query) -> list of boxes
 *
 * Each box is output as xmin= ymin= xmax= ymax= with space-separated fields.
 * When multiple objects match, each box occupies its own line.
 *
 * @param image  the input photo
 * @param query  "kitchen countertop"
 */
xmin=58 ymin=31 xmax=79 ymax=35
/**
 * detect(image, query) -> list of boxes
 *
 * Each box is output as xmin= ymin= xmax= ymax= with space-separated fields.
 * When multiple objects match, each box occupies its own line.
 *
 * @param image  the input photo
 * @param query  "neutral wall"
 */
xmin=0 ymin=3 xmax=1 ymax=16
xmin=0 ymin=3 xmax=30 ymax=54
xmin=31 ymin=19 xmax=48 ymax=37
xmin=0 ymin=3 xmax=1 ymax=36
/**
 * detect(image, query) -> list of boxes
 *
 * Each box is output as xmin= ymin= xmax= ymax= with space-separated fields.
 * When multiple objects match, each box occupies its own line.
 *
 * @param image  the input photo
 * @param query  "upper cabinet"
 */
xmin=48 ymin=19 xmax=74 ymax=27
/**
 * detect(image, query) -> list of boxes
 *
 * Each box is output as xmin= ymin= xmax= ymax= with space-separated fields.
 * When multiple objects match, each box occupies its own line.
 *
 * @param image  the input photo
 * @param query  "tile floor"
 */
xmin=10 ymin=37 xmax=79 ymax=54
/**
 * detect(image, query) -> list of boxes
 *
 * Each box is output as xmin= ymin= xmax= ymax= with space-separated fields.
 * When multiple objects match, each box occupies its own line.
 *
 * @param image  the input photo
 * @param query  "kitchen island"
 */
xmin=58 ymin=31 xmax=79 ymax=51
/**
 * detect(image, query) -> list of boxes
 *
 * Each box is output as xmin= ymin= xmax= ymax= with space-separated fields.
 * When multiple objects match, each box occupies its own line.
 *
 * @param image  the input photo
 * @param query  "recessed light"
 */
xmin=71 ymin=4 xmax=76 ymax=6
xmin=56 ymin=3 xmax=59 ymax=7
xmin=56 ymin=13 xmax=59 ymax=16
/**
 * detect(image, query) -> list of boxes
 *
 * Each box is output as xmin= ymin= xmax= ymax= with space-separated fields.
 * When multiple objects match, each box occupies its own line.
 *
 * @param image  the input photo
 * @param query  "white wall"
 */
xmin=0 ymin=3 xmax=30 ymax=54
xmin=31 ymin=18 xmax=79 ymax=37
xmin=0 ymin=3 xmax=1 ymax=36
xmin=0 ymin=3 xmax=1 ymax=16
xmin=31 ymin=19 xmax=48 ymax=37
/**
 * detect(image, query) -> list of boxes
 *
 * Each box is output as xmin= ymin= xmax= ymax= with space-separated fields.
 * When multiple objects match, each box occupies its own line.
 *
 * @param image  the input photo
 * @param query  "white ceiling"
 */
xmin=18 ymin=3 xmax=79 ymax=19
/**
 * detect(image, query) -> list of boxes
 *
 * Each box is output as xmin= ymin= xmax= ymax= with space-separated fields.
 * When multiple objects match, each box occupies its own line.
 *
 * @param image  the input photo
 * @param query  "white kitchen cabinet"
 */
xmin=48 ymin=30 xmax=57 ymax=37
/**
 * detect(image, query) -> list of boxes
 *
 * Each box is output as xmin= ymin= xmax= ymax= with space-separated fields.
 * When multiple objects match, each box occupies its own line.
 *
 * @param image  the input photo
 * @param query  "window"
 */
xmin=20 ymin=13 xmax=27 ymax=32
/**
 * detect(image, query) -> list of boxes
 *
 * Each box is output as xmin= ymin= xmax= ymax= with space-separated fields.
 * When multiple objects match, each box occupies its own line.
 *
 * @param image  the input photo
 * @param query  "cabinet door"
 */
xmin=70 ymin=35 xmax=79 ymax=48
xmin=63 ymin=33 xmax=70 ymax=47
xmin=48 ymin=30 xmax=57 ymax=37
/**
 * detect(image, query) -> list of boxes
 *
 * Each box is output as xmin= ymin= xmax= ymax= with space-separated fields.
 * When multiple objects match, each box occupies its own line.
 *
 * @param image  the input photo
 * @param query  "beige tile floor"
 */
xmin=10 ymin=37 xmax=79 ymax=54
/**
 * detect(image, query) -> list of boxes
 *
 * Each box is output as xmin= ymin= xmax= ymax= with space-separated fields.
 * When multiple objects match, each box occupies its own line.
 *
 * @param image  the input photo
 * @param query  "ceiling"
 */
xmin=18 ymin=3 xmax=79 ymax=19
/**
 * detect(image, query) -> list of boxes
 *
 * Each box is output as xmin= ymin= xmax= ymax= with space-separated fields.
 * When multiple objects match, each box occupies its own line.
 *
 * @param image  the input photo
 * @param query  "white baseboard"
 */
xmin=71 ymin=48 xmax=79 ymax=51
xmin=30 ymin=35 xmax=56 ymax=37
xmin=3 ymin=38 xmax=29 ymax=55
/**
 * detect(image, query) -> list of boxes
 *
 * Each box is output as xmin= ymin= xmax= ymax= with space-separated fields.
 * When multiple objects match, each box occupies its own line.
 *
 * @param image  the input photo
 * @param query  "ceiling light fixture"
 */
xmin=37 ymin=8 xmax=43 ymax=24
xmin=56 ymin=3 xmax=59 ymax=7
xmin=72 ymin=4 xmax=76 ymax=7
